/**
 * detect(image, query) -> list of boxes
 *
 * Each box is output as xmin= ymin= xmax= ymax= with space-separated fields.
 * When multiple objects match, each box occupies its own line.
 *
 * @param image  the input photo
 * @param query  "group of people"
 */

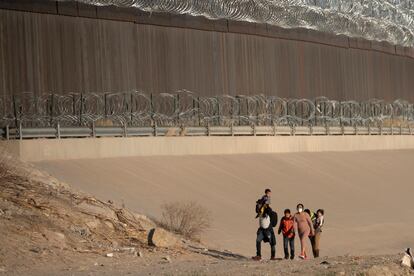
xmin=253 ymin=189 xmax=325 ymax=261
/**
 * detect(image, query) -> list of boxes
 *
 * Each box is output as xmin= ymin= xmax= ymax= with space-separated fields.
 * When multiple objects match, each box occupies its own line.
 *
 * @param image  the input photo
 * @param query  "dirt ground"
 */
xmin=1 ymin=242 xmax=412 ymax=276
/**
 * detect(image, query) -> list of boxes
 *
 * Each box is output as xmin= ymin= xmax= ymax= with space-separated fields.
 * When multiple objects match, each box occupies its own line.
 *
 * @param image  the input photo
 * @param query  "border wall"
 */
xmin=1 ymin=1 xmax=414 ymax=101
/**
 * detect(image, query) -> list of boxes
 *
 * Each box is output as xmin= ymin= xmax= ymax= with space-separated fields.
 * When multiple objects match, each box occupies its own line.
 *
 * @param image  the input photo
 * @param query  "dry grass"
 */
xmin=159 ymin=201 xmax=211 ymax=240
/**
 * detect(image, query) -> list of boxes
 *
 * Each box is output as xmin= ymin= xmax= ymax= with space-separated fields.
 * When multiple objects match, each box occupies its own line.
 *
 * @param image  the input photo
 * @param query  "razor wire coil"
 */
xmin=1 ymin=91 xmax=413 ymax=128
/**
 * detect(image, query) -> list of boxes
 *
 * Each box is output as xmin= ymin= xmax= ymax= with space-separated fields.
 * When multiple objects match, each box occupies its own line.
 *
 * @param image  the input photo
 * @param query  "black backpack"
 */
xmin=269 ymin=209 xmax=278 ymax=228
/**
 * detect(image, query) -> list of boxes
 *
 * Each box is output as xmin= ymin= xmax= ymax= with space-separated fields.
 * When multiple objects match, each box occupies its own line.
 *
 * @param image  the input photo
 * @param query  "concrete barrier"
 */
xmin=2 ymin=135 xmax=414 ymax=162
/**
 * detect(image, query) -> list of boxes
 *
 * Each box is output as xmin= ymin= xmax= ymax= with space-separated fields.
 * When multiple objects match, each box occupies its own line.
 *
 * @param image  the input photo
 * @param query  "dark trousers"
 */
xmin=256 ymin=228 xmax=276 ymax=258
xmin=310 ymin=232 xmax=321 ymax=258
xmin=283 ymin=235 xmax=295 ymax=259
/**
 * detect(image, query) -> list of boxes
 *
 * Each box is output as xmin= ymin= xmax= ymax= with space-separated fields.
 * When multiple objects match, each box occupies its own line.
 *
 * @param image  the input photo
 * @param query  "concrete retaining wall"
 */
xmin=3 ymin=136 xmax=414 ymax=162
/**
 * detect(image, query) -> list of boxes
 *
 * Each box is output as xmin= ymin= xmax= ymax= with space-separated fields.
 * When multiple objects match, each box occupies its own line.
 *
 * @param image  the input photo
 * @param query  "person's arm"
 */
xmin=289 ymin=219 xmax=295 ymax=236
xmin=293 ymin=215 xmax=298 ymax=234
xmin=278 ymin=219 xmax=283 ymax=234
xmin=307 ymin=214 xmax=315 ymax=236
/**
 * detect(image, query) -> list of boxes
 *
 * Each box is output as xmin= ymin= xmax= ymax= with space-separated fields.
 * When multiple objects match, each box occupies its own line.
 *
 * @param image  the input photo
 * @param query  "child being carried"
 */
xmin=255 ymin=189 xmax=272 ymax=218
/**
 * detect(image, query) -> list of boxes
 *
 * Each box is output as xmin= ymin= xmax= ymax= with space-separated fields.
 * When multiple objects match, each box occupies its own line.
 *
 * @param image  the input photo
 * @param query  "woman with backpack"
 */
xmin=293 ymin=203 xmax=314 ymax=260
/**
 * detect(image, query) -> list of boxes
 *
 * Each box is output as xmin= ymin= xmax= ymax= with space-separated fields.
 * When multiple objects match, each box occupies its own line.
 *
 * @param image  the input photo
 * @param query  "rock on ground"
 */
xmin=148 ymin=228 xmax=178 ymax=248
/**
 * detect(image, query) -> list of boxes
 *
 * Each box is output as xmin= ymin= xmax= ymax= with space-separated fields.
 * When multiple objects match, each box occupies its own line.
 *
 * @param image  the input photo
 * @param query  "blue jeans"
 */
xmin=256 ymin=228 xmax=276 ymax=258
xmin=283 ymin=235 xmax=295 ymax=259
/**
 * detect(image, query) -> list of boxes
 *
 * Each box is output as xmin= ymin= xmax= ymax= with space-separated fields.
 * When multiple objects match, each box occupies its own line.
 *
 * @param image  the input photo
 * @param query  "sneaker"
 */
xmin=252 ymin=256 xmax=261 ymax=261
xmin=290 ymin=256 xmax=294 ymax=260
xmin=270 ymin=257 xmax=277 ymax=261
xmin=284 ymin=256 xmax=289 ymax=260
xmin=298 ymin=255 xmax=306 ymax=260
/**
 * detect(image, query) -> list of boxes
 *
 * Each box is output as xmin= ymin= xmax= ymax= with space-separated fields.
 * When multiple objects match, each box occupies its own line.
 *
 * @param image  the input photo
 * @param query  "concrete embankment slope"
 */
xmin=35 ymin=150 xmax=414 ymax=258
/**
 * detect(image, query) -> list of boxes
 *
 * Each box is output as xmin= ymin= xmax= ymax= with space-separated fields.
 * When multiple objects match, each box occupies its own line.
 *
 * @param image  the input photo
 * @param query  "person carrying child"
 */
xmin=252 ymin=206 xmax=277 ymax=261
xmin=278 ymin=209 xmax=295 ymax=260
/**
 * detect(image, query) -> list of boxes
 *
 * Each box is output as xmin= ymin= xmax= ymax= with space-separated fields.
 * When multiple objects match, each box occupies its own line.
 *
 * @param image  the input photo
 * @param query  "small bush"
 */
xmin=159 ymin=201 xmax=211 ymax=240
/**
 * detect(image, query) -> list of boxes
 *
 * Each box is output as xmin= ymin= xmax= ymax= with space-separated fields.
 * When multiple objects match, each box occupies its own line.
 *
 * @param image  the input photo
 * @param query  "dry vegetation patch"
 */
xmin=159 ymin=201 xmax=211 ymax=241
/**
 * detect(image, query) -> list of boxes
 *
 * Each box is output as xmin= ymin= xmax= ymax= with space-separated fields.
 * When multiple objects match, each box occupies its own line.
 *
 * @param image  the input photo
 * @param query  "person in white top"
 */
xmin=259 ymin=214 xmax=271 ymax=229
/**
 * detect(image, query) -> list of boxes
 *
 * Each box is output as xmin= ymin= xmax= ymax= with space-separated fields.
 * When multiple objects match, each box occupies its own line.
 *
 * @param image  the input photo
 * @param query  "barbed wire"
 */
xmin=1 ymin=90 xmax=413 ymax=128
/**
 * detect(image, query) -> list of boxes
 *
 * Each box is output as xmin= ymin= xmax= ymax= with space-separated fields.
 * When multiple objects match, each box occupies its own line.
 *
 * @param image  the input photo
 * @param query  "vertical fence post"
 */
xmin=79 ymin=93 xmax=83 ymax=126
xmin=124 ymin=122 xmax=128 ymax=137
xmin=50 ymin=93 xmax=54 ymax=126
xmin=177 ymin=93 xmax=180 ymax=125
xmin=238 ymin=97 xmax=241 ymax=126
xmin=197 ymin=96 xmax=201 ymax=127
xmin=286 ymin=101 xmax=289 ymax=124
xmin=231 ymin=98 xmax=235 ymax=126
xmin=12 ymin=95 xmax=18 ymax=128
xmin=192 ymin=98 xmax=196 ymax=126
xmin=153 ymin=122 xmax=157 ymax=137
xmin=19 ymin=121 xmax=22 ymax=140
xmin=300 ymin=101 xmax=303 ymax=126
xmin=92 ymin=121 xmax=96 ymax=138
xmin=130 ymin=92 xmax=133 ymax=123
xmin=104 ymin=93 xmax=108 ymax=119
xmin=269 ymin=98 xmax=273 ymax=127
xmin=57 ymin=122 xmax=61 ymax=139
xmin=150 ymin=93 xmax=154 ymax=126
xmin=216 ymin=97 xmax=220 ymax=126
xmin=72 ymin=93 xmax=76 ymax=121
